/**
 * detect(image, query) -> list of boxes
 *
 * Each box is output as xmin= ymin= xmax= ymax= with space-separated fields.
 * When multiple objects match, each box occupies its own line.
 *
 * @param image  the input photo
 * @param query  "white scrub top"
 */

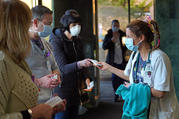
xmin=124 ymin=49 xmax=179 ymax=119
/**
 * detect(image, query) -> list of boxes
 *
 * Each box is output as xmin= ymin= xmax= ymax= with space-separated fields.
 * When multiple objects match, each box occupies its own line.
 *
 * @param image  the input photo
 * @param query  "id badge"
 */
xmin=143 ymin=63 xmax=152 ymax=86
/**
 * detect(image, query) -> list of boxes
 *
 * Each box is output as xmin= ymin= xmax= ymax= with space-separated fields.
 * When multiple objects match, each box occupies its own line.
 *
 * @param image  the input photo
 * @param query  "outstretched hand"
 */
xmin=78 ymin=58 xmax=93 ymax=68
xmin=95 ymin=62 xmax=111 ymax=71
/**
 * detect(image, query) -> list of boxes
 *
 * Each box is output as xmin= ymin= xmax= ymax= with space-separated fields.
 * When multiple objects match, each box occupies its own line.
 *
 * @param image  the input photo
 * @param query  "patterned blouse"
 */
xmin=0 ymin=50 xmax=38 ymax=119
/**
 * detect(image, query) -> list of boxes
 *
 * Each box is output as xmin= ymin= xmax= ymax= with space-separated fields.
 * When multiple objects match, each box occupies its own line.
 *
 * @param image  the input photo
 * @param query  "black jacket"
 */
xmin=49 ymin=28 xmax=88 ymax=107
xmin=102 ymin=29 xmax=127 ymax=67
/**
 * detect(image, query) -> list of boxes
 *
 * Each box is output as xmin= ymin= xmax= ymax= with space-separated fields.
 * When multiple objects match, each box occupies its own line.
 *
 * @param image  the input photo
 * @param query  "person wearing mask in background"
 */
xmin=49 ymin=9 xmax=92 ymax=119
xmin=102 ymin=19 xmax=127 ymax=102
xmin=26 ymin=5 xmax=62 ymax=104
xmin=0 ymin=0 xmax=64 ymax=119
xmin=98 ymin=20 xmax=179 ymax=119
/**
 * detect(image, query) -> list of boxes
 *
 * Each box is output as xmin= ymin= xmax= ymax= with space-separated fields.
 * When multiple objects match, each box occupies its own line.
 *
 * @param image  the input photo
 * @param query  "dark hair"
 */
xmin=112 ymin=19 xmax=119 ymax=25
xmin=60 ymin=9 xmax=81 ymax=29
xmin=127 ymin=20 xmax=154 ymax=43
xmin=31 ymin=5 xmax=52 ymax=21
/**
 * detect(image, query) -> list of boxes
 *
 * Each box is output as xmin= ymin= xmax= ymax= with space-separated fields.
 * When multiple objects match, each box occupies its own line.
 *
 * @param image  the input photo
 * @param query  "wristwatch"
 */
xmin=28 ymin=109 xmax=33 ymax=117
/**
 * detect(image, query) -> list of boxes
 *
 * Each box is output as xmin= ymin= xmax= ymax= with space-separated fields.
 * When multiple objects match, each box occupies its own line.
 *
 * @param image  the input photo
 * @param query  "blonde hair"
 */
xmin=0 ymin=0 xmax=32 ymax=63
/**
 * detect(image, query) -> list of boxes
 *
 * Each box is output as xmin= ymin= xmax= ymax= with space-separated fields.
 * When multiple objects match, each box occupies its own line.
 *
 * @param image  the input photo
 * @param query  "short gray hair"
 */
xmin=31 ymin=5 xmax=52 ymax=21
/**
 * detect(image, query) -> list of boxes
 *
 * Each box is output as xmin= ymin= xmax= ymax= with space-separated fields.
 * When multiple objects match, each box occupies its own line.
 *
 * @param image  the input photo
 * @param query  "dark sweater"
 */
xmin=49 ymin=28 xmax=88 ymax=107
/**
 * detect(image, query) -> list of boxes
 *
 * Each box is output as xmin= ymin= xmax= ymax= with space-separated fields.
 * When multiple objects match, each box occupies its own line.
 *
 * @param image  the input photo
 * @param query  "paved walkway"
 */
xmin=80 ymin=79 xmax=124 ymax=119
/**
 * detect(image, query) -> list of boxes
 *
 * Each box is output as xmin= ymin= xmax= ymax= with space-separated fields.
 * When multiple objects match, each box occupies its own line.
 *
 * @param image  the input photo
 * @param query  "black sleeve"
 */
xmin=102 ymin=32 xmax=114 ymax=50
xmin=49 ymin=34 xmax=79 ymax=76
xmin=120 ymin=30 xmax=126 ymax=37
xmin=50 ymin=34 xmax=80 ymax=95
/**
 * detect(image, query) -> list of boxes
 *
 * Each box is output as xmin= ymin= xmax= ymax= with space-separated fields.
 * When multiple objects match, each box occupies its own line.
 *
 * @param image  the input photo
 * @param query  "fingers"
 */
xmin=84 ymin=59 xmax=93 ymax=67
xmin=96 ymin=64 xmax=103 ymax=69
xmin=79 ymin=59 xmax=106 ymax=68
xmin=47 ymin=73 xmax=61 ymax=88
xmin=124 ymin=82 xmax=131 ymax=88
xmin=63 ymin=99 xmax=67 ymax=105
xmin=53 ymin=104 xmax=64 ymax=114
xmin=51 ymin=73 xmax=61 ymax=84
xmin=57 ymin=78 xmax=61 ymax=84
xmin=49 ymin=84 xmax=57 ymax=88
xmin=53 ymin=107 xmax=59 ymax=114
xmin=83 ymin=88 xmax=93 ymax=92
xmin=59 ymin=101 xmax=66 ymax=111
xmin=48 ymin=80 xmax=59 ymax=88
xmin=50 ymin=80 xmax=59 ymax=85
xmin=94 ymin=62 xmax=104 ymax=69
xmin=31 ymin=104 xmax=53 ymax=119
xmin=53 ymin=99 xmax=66 ymax=113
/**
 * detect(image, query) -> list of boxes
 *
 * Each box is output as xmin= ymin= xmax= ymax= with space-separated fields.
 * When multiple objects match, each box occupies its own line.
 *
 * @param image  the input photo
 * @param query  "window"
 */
xmin=21 ymin=0 xmax=52 ymax=10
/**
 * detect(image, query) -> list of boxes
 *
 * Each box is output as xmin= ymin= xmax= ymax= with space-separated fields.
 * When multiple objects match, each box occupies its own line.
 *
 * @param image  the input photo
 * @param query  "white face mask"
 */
xmin=70 ymin=25 xmax=81 ymax=36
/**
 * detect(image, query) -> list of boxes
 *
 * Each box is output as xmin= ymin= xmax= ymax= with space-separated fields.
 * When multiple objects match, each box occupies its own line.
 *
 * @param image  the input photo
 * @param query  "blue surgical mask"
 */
xmin=70 ymin=25 xmax=81 ymax=36
xmin=38 ymin=25 xmax=52 ymax=38
xmin=124 ymin=37 xmax=139 ymax=51
xmin=112 ymin=26 xmax=119 ymax=32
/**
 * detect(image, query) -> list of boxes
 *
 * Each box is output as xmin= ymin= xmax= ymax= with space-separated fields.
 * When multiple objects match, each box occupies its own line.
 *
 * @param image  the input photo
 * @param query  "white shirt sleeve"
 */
xmin=124 ymin=52 xmax=135 ymax=76
xmin=153 ymin=54 xmax=171 ymax=91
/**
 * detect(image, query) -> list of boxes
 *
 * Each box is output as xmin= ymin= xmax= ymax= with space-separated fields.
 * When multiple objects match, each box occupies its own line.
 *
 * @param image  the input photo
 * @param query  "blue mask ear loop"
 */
xmin=133 ymin=50 xmax=151 ymax=83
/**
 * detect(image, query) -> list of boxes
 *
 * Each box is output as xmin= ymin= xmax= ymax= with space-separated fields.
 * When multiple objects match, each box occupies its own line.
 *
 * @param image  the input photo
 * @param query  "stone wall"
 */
xmin=155 ymin=0 xmax=179 ymax=101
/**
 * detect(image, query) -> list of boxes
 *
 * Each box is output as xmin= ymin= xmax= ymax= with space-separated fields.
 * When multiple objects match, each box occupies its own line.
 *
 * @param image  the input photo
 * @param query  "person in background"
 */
xmin=49 ymin=9 xmax=92 ymax=119
xmin=98 ymin=20 xmax=179 ymax=119
xmin=102 ymin=19 xmax=127 ymax=102
xmin=0 ymin=0 xmax=63 ymax=118
xmin=27 ymin=5 xmax=62 ymax=104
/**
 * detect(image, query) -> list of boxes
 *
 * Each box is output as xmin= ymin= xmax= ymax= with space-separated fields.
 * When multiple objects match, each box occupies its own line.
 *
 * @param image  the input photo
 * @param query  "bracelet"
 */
xmin=20 ymin=109 xmax=32 ymax=119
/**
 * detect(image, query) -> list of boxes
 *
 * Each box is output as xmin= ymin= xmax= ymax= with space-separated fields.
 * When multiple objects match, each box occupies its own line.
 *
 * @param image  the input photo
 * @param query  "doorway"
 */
xmin=97 ymin=0 xmax=154 ymax=102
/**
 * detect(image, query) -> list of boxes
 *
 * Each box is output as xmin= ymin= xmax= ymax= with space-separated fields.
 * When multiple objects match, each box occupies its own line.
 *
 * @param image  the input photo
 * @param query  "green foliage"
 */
xmin=98 ymin=0 xmax=127 ymax=6
xmin=130 ymin=0 xmax=152 ymax=18
xmin=98 ymin=0 xmax=112 ymax=6
xmin=98 ymin=0 xmax=152 ymax=18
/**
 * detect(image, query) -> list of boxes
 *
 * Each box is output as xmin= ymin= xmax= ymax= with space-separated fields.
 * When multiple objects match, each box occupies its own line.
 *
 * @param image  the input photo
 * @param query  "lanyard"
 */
xmin=133 ymin=51 xmax=151 ymax=83
xmin=34 ymin=39 xmax=51 ymax=58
